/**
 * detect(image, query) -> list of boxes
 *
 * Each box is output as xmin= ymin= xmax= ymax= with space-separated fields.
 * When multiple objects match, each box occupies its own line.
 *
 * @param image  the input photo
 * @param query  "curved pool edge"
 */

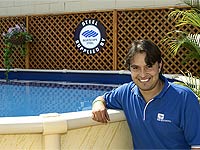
xmin=0 ymin=109 xmax=125 ymax=134
xmin=0 ymin=69 xmax=132 ymax=85
xmin=0 ymin=68 xmax=131 ymax=74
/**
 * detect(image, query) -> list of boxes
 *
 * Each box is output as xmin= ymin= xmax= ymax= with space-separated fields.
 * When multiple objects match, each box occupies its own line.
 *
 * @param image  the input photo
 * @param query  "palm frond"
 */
xmin=186 ymin=34 xmax=200 ymax=57
xmin=164 ymin=31 xmax=200 ymax=60
xmin=169 ymin=9 xmax=200 ymax=27
xmin=188 ymin=33 xmax=200 ymax=46
xmin=163 ymin=0 xmax=200 ymax=69
xmin=175 ymin=70 xmax=200 ymax=100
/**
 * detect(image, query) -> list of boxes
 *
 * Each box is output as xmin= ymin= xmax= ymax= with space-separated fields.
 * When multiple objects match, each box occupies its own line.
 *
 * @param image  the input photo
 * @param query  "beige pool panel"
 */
xmin=0 ymin=110 xmax=133 ymax=150
xmin=0 ymin=134 xmax=42 ymax=150
xmin=61 ymin=121 xmax=132 ymax=150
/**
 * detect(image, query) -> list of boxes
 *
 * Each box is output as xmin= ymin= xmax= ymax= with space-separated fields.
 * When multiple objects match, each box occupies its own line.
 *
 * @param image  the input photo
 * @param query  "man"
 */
xmin=92 ymin=39 xmax=200 ymax=149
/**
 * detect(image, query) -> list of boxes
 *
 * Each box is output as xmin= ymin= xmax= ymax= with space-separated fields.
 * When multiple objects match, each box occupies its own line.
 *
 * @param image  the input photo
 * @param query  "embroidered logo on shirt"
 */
xmin=157 ymin=113 xmax=172 ymax=122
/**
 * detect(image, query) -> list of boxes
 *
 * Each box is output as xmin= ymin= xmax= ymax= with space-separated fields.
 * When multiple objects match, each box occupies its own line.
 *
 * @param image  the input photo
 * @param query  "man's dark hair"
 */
xmin=125 ymin=39 xmax=162 ymax=69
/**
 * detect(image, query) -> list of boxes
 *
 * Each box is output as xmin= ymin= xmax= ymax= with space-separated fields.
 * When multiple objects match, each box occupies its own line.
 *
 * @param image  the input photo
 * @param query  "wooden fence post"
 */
xmin=113 ymin=10 xmax=118 ymax=70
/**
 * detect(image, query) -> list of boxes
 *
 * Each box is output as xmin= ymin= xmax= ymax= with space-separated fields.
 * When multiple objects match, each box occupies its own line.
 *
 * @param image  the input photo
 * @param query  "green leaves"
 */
xmin=2 ymin=24 xmax=33 ymax=81
xmin=164 ymin=31 xmax=200 ymax=61
xmin=164 ymin=0 xmax=200 ymax=100
xmin=3 ymin=46 xmax=13 ymax=80
xmin=163 ymin=0 xmax=200 ymax=62
xmin=169 ymin=9 xmax=200 ymax=27
xmin=175 ymin=71 xmax=200 ymax=101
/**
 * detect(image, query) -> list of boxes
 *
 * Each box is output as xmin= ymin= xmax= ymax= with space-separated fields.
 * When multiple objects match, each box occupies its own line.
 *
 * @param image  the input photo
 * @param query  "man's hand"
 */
xmin=92 ymin=97 xmax=110 ymax=123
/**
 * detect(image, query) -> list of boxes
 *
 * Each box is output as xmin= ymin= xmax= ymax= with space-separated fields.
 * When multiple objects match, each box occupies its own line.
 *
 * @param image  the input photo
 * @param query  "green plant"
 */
xmin=2 ymin=24 xmax=33 ymax=80
xmin=164 ymin=0 xmax=200 ymax=62
xmin=174 ymin=71 xmax=200 ymax=101
xmin=164 ymin=0 xmax=200 ymax=100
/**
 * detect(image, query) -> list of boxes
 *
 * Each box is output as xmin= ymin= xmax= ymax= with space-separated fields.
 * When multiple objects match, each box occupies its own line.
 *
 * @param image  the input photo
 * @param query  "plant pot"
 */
xmin=8 ymin=34 xmax=26 ymax=45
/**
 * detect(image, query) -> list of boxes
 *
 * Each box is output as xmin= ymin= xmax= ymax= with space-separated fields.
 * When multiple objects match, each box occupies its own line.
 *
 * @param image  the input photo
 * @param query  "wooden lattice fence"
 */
xmin=0 ymin=7 xmax=199 ymax=76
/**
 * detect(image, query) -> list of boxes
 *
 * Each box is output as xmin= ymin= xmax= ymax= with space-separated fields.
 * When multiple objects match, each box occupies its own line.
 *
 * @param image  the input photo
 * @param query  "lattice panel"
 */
xmin=28 ymin=12 xmax=114 ymax=70
xmin=0 ymin=17 xmax=26 ymax=69
xmin=0 ymin=7 xmax=199 ymax=76
xmin=117 ymin=8 xmax=200 ymax=76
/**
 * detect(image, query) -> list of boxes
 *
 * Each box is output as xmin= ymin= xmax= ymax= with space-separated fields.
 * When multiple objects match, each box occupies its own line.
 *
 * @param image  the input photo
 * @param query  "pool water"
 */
xmin=0 ymin=80 xmax=118 ymax=117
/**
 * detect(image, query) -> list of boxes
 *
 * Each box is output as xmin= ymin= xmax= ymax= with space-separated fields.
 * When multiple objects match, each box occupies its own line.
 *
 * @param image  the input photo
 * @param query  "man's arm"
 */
xmin=91 ymin=96 xmax=110 ymax=123
xmin=192 ymin=147 xmax=200 ymax=150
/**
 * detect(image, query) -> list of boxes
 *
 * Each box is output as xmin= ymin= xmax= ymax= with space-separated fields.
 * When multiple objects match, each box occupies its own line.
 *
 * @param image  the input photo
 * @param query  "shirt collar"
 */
xmin=156 ymin=75 xmax=171 ymax=99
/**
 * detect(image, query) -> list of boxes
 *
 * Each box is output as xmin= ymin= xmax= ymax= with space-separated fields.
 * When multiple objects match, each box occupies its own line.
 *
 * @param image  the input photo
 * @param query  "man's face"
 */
xmin=129 ymin=52 xmax=162 ymax=92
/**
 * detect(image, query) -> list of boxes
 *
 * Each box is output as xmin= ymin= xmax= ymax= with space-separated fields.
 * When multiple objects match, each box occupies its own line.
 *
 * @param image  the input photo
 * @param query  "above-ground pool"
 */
xmin=0 ymin=69 xmax=132 ymax=117
xmin=0 ymin=69 xmax=133 ymax=150
xmin=0 ymin=69 xmax=180 ymax=150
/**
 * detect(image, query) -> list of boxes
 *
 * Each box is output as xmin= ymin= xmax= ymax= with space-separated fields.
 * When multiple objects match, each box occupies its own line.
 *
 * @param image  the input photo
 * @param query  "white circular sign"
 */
xmin=79 ymin=25 xmax=101 ymax=49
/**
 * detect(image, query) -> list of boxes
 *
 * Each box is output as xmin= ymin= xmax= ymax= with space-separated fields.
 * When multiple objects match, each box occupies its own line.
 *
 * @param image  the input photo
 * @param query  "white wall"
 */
xmin=0 ymin=0 xmax=185 ymax=17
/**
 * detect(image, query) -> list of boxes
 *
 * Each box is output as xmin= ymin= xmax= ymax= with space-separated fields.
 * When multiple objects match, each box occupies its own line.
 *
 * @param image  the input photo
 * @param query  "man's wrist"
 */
xmin=92 ymin=99 xmax=105 ymax=106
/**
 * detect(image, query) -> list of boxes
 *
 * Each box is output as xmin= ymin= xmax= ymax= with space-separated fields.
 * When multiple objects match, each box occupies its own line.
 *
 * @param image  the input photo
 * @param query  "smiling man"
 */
xmin=92 ymin=39 xmax=200 ymax=149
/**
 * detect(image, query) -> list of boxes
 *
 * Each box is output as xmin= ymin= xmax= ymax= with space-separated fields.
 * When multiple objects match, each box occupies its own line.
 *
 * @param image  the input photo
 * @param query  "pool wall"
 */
xmin=0 ymin=110 xmax=132 ymax=150
xmin=0 ymin=69 xmax=132 ymax=84
xmin=0 ymin=69 xmax=133 ymax=150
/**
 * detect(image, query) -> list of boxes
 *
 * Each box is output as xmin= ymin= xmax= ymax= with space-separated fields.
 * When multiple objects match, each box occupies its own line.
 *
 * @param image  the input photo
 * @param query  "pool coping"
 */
xmin=0 ymin=109 xmax=125 ymax=134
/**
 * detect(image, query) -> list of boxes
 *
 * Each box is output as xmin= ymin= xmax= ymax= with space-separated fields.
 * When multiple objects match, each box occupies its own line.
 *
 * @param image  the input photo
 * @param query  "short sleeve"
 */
xmin=182 ymin=91 xmax=200 ymax=146
xmin=103 ymin=83 xmax=131 ymax=110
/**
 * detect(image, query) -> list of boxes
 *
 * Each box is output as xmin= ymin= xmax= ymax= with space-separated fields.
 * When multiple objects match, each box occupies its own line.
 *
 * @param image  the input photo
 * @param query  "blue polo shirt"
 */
xmin=103 ymin=75 xmax=200 ymax=149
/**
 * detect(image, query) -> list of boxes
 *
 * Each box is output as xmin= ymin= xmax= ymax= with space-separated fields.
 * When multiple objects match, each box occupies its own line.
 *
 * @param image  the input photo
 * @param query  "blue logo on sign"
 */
xmin=82 ymin=30 xmax=98 ymax=38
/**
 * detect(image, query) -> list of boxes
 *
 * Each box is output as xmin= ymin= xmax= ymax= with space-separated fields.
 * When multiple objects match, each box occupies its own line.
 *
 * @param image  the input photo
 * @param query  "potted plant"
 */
xmin=164 ymin=0 xmax=200 ymax=100
xmin=2 ymin=24 xmax=33 ymax=80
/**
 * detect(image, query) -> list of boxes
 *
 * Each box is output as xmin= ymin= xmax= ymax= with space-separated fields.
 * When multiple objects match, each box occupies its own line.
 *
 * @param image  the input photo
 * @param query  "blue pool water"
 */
xmin=0 ymin=80 xmax=118 ymax=117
